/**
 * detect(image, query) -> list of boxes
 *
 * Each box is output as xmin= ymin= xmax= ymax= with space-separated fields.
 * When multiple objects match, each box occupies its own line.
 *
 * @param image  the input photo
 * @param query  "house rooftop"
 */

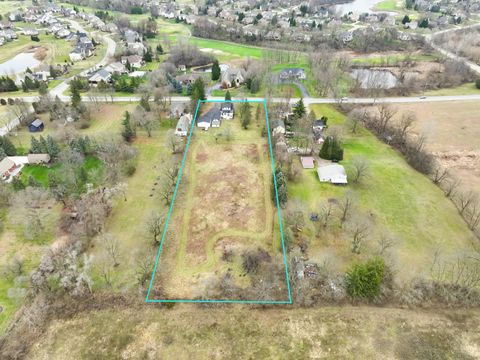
xmin=317 ymin=164 xmax=348 ymax=184
xmin=300 ymin=156 xmax=315 ymax=169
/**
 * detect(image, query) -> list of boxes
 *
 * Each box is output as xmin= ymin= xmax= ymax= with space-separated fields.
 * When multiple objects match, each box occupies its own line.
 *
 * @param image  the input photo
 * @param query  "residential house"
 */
xmin=105 ymin=61 xmax=127 ymax=75
xmin=56 ymin=28 xmax=71 ymax=38
xmin=279 ymin=68 xmax=306 ymax=81
xmin=220 ymin=102 xmax=234 ymax=119
xmin=121 ymin=55 xmax=144 ymax=69
xmin=88 ymin=69 xmax=112 ymax=85
xmin=272 ymin=119 xmax=286 ymax=136
xmin=0 ymin=157 xmax=18 ymax=181
xmin=127 ymin=42 xmax=146 ymax=56
xmin=28 ymin=119 xmax=44 ymax=132
xmin=312 ymin=118 xmax=327 ymax=132
xmin=175 ymin=113 xmax=193 ymax=136
xmin=221 ymin=68 xmax=245 ymax=88
xmin=317 ymin=164 xmax=348 ymax=184
xmin=22 ymin=28 xmax=39 ymax=36
xmin=197 ymin=106 xmax=221 ymax=130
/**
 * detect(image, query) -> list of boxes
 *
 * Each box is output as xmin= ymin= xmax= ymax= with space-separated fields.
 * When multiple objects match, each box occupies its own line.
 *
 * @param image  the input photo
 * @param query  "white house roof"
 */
xmin=317 ymin=164 xmax=348 ymax=184
xmin=0 ymin=157 xmax=15 ymax=174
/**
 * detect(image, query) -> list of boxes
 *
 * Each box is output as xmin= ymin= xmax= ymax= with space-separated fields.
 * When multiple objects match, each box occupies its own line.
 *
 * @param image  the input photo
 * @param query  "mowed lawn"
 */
xmin=189 ymin=37 xmax=264 ymax=59
xmin=289 ymin=105 xmax=477 ymax=281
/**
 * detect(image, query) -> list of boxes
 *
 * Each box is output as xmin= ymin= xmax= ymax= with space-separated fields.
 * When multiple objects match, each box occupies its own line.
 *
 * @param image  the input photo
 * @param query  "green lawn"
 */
xmin=289 ymin=105 xmax=477 ymax=280
xmin=374 ymin=0 xmax=401 ymax=11
xmin=423 ymin=82 xmax=480 ymax=96
xmin=189 ymin=37 xmax=264 ymax=59
xmin=351 ymin=53 xmax=436 ymax=67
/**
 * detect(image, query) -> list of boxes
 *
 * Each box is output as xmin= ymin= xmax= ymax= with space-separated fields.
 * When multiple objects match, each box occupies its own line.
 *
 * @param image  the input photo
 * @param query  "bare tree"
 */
xmin=431 ymin=166 xmax=449 ymax=185
xmin=350 ymin=157 xmax=369 ymax=184
xmin=102 ymin=233 xmax=121 ymax=267
xmin=166 ymin=130 xmax=181 ymax=154
xmin=348 ymin=218 xmax=369 ymax=254
xmin=456 ymin=191 xmax=477 ymax=215
xmin=443 ymin=177 xmax=461 ymax=199
xmin=337 ymin=193 xmax=354 ymax=225
xmin=146 ymin=212 xmax=165 ymax=245
xmin=377 ymin=104 xmax=396 ymax=135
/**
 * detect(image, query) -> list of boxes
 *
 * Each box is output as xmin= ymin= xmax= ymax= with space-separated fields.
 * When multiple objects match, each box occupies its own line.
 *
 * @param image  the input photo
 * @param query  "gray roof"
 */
xmin=317 ymin=164 xmax=348 ymax=184
xmin=31 ymin=119 xmax=43 ymax=127
xmin=198 ymin=106 xmax=220 ymax=125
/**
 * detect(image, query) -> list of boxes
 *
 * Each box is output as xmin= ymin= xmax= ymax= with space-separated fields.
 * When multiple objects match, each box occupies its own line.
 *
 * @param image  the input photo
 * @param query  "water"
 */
xmin=351 ymin=68 xmax=398 ymax=89
xmin=0 ymin=52 xmax=41 ymax=76
xmin=333 ymin=0 xmax=388 ymax=15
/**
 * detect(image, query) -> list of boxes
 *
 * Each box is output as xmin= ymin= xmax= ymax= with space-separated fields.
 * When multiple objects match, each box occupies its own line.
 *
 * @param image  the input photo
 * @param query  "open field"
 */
xmin=189 ymin=37 xmax=264 ymax=59
xmin=25 ymin=304 xmax=480 ymax=359
xmin=288 ymin=105 xmax=477 ymax=282
xmin=388 ymin=101 xmax=480 ymax=195
xmin=151 ymin=103 xmax=287 ymax=300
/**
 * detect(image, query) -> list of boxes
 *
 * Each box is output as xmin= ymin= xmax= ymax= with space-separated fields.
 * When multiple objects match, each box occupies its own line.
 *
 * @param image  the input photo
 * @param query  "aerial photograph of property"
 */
xmin=0 ymin=0 xmax=479 ymax=358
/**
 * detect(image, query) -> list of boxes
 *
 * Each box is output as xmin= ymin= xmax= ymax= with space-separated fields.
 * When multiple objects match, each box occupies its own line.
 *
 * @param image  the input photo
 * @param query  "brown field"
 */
xmin=390 ymin=101 xmax=480 ymax=195
xmin=153 ymin=110 xmax=285 ymax=300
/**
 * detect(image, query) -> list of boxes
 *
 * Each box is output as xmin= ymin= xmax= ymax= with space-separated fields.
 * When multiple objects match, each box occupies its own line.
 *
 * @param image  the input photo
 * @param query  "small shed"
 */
xmin=317 ymin=164 xmax=348 ymax=184
xmin=300 ymin=156 xmax=315 ymax=169
xmin=27 ymin=153 xmax=51 ymax=164
xmin=28 ymin=119 xmax=44 ymax=132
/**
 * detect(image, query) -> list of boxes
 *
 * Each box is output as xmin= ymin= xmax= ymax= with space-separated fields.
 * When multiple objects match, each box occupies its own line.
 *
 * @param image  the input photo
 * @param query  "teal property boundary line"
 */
xmin=145 ymin=99 xmax=292 ymax=304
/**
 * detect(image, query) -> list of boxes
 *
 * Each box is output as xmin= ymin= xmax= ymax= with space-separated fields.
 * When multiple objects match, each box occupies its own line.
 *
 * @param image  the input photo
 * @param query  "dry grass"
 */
xmin=390 ymin=101 xmax=480 ymax=195
xmin=25 ymin=305 xmax=480 ymax=360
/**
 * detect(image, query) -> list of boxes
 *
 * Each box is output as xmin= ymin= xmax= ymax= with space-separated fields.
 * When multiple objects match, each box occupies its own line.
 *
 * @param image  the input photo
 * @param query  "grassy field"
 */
xmin=25 ymin=305 xmax=480 ymax=359
xmin=374 ymin=0 xmax=401 ymax=11
xmin=424 ymin=82 xmax=480 ymax=96
xmin=153 ymin=104 xmax=284 ymax=299
xmin=189 ymin=37 xmax=264 ymax=60
xmin=288 ymin=105 xmax=477 ymax=281
xmin=351 ymin=53 xmax=437 ymax=67
xmin=388 ymin=101 xmax=480 ymax=195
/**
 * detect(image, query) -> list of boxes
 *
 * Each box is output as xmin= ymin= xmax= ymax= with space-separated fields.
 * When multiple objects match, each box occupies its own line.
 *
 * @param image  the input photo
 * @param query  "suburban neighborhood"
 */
xmin=0 ymin=0 xmax=480 ymax=359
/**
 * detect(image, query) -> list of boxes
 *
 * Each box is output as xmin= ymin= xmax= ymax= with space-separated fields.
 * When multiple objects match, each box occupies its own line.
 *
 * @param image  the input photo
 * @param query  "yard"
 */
xmin=288 ymin=105 xmax=477 ymax=282
xmin=151 ymin=103 xmax=287 ymax=300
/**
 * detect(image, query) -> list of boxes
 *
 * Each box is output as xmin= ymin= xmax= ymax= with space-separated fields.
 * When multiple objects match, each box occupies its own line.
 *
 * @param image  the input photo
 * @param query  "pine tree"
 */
xmin=39 ymin=136 xmax=48 ymax=153
xmin=319 ymin=136 xmax=343 ymax=161
xmin=12 ymin=177 xmax=25 ymax=191
xmin=71 ymin=84 xmax=81 ymax=109
xmin=38 ymin=81 xmax=48 ymax=95
xmin=272 ymin=167 xmax=287 ymax=207
xmin=121 ymin=111 xmax=136 ymax=142
xmin=30 ymin=136 xmax=42 ymax=154
xmin=126 ymin=59 xmax=132 ymax=72
xmin=28 ymin=175 xmax=40 ymax=187
xmin=46 ymin=135 xmax=60 ymax=159
xmin=240 ymin=102 xmax=251 ymax=129
xmin=211 ymin=59 xmax=221 ymax=81
xmin=225 ymin=90 xmax=232 ymax=101
xmin=156 ymin=44 xmax=164 ymax=54
xmin=0 ymin=136 xmax=16 ymax=156
xmin=143 ymin=47 xmax=153 ymax=62
xmin=293 ymin=98 xmax=306 ymax=119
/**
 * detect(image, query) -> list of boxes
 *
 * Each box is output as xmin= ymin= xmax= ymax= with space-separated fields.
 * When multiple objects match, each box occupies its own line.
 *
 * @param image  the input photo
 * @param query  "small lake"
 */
xmin=351 ymin=68 xmax=398 ymax=89
xmin=0 ymin=52 xmax=41 ymax=76
xmin=333 ymin=0 xmax=389 ymax=15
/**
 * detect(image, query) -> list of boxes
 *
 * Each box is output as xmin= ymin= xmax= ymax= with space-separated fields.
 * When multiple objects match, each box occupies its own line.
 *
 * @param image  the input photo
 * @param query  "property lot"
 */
xmin=149 ymin=101 xmax=289 ymax=301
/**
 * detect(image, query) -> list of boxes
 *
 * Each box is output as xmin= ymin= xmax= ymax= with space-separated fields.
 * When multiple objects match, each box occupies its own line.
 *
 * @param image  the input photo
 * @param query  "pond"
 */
xmin=0 ymin=52 xmax=41 ymax=76
xmin=350 ymin=68 xmax=398 ymax=89
xmin=333 ymin=0 xmax=390 ymax=15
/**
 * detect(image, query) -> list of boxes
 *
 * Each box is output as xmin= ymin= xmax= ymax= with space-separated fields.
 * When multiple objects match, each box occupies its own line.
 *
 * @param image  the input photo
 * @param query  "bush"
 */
xmin=345 ymin=257 xmax=385 ymax=300
xmin=475 ymin=78 xmax=480 ymax=89
xmin=31 ymin=35 xmax=40 ymax=42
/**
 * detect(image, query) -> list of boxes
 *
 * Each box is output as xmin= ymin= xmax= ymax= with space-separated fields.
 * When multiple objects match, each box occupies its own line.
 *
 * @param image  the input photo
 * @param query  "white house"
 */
xmin=197 ymin=106 xmax=221 ymax=130
xmin=220 ymin=102 xmax=234 ymax=119
xmin=317 ymin=164 xmax=348 ymax=185
xmin=175 ymin=113 xmax=193 ymax=136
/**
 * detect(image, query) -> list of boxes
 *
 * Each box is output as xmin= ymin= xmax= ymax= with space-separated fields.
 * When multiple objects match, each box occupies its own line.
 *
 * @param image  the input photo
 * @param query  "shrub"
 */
xmin=475 ymin=78 xmax=480 ymax=89
xmin=345 ymin=257 xmax=385 ymax=300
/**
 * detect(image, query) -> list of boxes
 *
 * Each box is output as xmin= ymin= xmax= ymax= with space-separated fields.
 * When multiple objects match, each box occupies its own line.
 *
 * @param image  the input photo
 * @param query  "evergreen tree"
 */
xmin=401 ymin=15 xmax=410 ymax=24
xmin=12 ymin=177 xmax=25 ymax=191
xmin=156 ymin=44 xmax=164 ymax=54
xmin=38 ymin=81 xmax=48 ymax=95
xmin=319 ymin=136 xmax=343 ymax=161
xmin=190 ymin=77 xmax=206 ymax=110
xmin=272 ymin=167 xmax=287 ymax=207
xmin=28 ymin=175 xmax=40 ymax=187
xmin=143 ymin=47 xmax=153 ymax=62
xmin=126 ymin=59 xmax=132 ymax=72
xmin=0 ymin=136 xmax=16 ymax=156
xmin=240 ymin=102 xmax=251 ymax=129
xmin=70 ymin=83 xmax=82 ymax=109
xmin=211 ymin=59 xmax=221 ymax=81
xmin=293 ymin=98 xmax=306 ymax=119
xmin=30 ymin=136 xmax=42 ymax=154
xmin=39 ymin=136 xmax=48 ymax=153
xmin=225 ymin=90 xmax=232 ymax=101
xmin=121 ymin=111 xmax=136 ymax=142
xmin=46 ymin=135 xmax=60 ymax=159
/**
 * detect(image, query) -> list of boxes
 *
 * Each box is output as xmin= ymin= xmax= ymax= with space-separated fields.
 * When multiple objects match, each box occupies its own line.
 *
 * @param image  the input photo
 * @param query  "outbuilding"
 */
xmin=317 ymin=164 xmax=348 ymax=184
xmin=28 ymin=119 xmax=44 ymax=132
xmin=300 ymin=156 xmax=315 ymax=169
